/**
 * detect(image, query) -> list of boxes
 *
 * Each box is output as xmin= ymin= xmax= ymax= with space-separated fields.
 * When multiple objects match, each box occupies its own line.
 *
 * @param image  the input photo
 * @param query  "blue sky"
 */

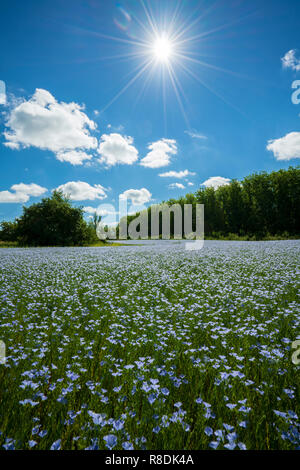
xmin=0 ymin=0 xmax=300 ymax=224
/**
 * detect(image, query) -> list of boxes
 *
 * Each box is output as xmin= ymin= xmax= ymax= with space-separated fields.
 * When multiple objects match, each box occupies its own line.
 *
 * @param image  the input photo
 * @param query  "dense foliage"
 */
xmin=0 ymin=191 xmax=98 ymax=246
xmin=119 ymin=167 xmax=300 ymax=239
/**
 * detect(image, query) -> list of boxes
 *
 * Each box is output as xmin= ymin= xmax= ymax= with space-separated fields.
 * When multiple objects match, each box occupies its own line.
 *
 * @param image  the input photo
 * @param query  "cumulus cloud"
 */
xmin=267 ymin=132 xmax=300 ymax=160
xmin=0 ymin=80 xmax=6 ymax=105
xmin=159 ymin=169 xmax=195 ymax=179
xmin=202 ymin=177 xmax=231 ymax=189
xmin=98 ymin=133 xmax=139 ymax=166
xmin=187 ymin=182 xmax=195 ymax=187
xmin=281 ymin=50 xmax=300 ymax=72
xmin=184 ymin=130 xmax=207 ymax=140
xmin=56 ymin=181 xmax=107 ymax=201
xmin=140 ymin=139 xmax=177 ymax=168
xmin=120 ymin=188 xmax=152 ymax=205
xmin=0 ymin=183 xmax=47 ymax=203
xmin=3 ymin=88 xmax=98 ymax=164
xmin=168 ymin=183 xmax=185 ymax=190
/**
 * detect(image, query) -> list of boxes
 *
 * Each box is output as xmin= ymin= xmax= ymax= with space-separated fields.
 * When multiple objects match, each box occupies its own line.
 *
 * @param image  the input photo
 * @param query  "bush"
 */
xmin=9 ymin=191 xmax=98 ymax=246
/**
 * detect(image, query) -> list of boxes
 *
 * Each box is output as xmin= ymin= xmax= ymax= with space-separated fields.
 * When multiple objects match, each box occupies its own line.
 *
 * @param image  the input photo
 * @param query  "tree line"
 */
xmin=0 ymin=167 xmax=299 ymax=246
xmin=118 ymin=166 xmax=300 ymax=240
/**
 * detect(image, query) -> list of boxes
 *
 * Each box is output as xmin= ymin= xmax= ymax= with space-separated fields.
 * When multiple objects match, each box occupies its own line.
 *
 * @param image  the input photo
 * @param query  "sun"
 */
xmin=153 ymin=35 xmax=173 ymax=63
xmin=96 ymin=1 xmax=242 ymax=125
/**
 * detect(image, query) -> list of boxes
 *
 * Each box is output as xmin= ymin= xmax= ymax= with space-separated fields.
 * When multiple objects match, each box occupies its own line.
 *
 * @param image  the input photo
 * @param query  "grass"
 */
xmin=0 ymin=241 xmax=19 ymax=248
xmin=88 ymin=241 xmax=127 ymax=247
xmin=0 ymin=241 xmax=299 ymax=450
xmin=0 ymin=240 xmax=124 ymax=248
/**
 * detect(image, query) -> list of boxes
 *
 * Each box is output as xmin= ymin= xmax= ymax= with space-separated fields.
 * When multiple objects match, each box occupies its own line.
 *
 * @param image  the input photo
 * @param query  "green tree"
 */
xmin=217 ymin=180 xmax=246 ymax=235
xmin=0 ymin=221 xmax=18 ymax=241
xmin=115 ymin=166 xmax=300 ymax=240
xmin=16 ymin=190 xmax=95 ymax=246
xmin=196 ymin=187 xmax=223 ymax=235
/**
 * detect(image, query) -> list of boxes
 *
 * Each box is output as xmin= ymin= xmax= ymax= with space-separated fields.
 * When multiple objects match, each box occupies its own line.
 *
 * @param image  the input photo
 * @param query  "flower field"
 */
xmin=0 ymin=240 xmax=299 ymax=450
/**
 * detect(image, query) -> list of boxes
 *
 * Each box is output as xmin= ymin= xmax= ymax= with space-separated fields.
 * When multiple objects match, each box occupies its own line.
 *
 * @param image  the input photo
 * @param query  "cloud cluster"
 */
xmin=98 ymin=133 xmax=139 ymax=166
xmin=120 ymin=188 xmax=152 ymax=205
xmin=140 ymin=139 xmax=177 ymax=168
xmin=0 ymin=183 xmax=47 ymax=203
xmin=3 ymin=88 xmax=184 ymax=175
xmin=267 ymin=132 xmax=300 ymax=160
xmin=3 ymin=88 xmax=97 ymax=163
xmin=202 ymin=177 xmax=231 ymax=190
xmin=281 ymin=50 xmax=300 ymax=72
xmin=56 ymin=181 xmax=107 ymax=201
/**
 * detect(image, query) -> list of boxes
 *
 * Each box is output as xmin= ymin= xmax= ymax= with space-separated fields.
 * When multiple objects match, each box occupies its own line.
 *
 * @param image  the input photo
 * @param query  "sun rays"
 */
xmin=73 ymin=0 xmax=252 ymax=127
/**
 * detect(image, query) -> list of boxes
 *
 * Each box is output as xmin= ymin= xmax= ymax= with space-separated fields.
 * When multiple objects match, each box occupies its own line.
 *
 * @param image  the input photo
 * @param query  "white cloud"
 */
xmin=184 ymin=130 xmax=207 ymax=140
xmin=0 ymin=80 xmax=6 ymax=105
xmin=3 ymin=88 xmax=98 ymax=163
xmin=281 ymin=50 xmax=300 ymax=72
xmin=168 ymin=183 xmax=185 ymax=190
xmin=0 ymin=191 xmax=29 ymax=203
xmin=267 ymin=132 xmax=300 ymax=160
xmin=187 ymin=182 xmax=195 ymax=187
xmin=56 ymin=181 xmax=107 ymax=201
xmin=11 ymin=183 xmax=47 ymax=197
xmin=98 ymin=133 xmax=139 ymax=166
xmin=140 ymin=139 xmax=177 ymax=168
xmin=159 ymin=169 xmax=195 ymax=179
xmin=56 ymin=150 xmax=93 ymax=165
xmin=120 ymin=188 xmax=152 ymax=205
xmin=0 ymin=183 xmax=47 ymax=203
xmin=202 ymin=177 xmax=231 ymax=189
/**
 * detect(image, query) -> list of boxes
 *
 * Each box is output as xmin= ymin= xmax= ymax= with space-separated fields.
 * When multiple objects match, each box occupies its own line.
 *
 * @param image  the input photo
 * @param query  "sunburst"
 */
xmin=73 ymin=0 xmax=252 ymax=126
